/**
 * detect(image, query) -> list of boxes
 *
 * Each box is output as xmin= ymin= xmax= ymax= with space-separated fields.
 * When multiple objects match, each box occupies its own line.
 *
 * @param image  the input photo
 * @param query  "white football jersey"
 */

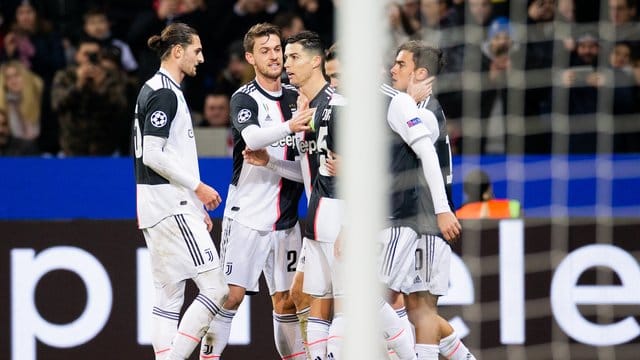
xmin=133 ymin=69 xmax=205 ymax=229
xmin=224 ymin=80 xmax=304 ymax=232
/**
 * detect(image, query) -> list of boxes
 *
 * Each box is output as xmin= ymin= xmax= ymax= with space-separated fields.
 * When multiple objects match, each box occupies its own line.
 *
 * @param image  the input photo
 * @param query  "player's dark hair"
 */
xmin=285 ymin=30 xmax=324 ymax=57
xmin=243 ymin=23 xmax=282 ymax=53
xmin=325 ymin=42 xmax=338 ymax=61
xmin=147 ymin=23 xmax=198 ymax=60
xmin=397 ymin=40 xmax=445 ymax=75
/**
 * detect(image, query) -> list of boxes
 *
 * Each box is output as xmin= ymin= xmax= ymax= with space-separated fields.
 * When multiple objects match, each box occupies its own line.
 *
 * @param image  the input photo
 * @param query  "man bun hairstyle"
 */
xmin=148 ymin=22 xmax=198 ymax=60
xmin=397 ymin=40 xmax=445 ymax=75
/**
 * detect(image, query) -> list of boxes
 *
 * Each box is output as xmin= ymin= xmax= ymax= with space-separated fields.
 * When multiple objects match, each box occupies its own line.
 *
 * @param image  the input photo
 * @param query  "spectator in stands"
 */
xmin=467 ymin=0 xmax=495 ymax=28
xmin=82 ymin=7 xmax=138 ymax=73
xmin=0 ymin=108 xmax=13 ymax=154
xmin=127 ymin=0 xmax=181 ymax=86
xmin=213 ymin=40 xmax=254 ymax=98
xmin=477 ymin=17 xmax=519 ymax=154
xmin=294 ymin=0 xmax=335 ymax=45
xmin=456 ymin=169 xmax=521 ymax=219
xmin=212 ymin=0 xmax=283 ymax=63
xmin=0 ymin=59 xmax=42 ymax=155
xmin=98 ymin=44 xmax=137 ymax=156
xmin=2 ymin=1 xmax=66 ymax=154
xmin=1 ymin=1 xmax=66 ymax=83
xmin=523 ymin=0 xmax=559 ymax=153
xmin=608 ymin=0 xmax=640 ymax=48
xmin=387 ymin=2 xmax=419 ymax=54
xmin=605 ymin=41 xmax=640 ymax=152
xmin=51 ymin=37 xmax=127 ymax=156
xmin=559 ymin=31 xmax=603 ymax=153
xmin=199 ymin=93 xmax=230 ymax=128
xmin=274 ymin=12 xmax=305 ymax=40
xmin=419 ymin=0 xmax=465 ymax=121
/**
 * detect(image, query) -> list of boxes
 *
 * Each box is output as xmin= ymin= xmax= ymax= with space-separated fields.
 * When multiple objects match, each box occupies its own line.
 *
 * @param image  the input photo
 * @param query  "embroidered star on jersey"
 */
xmin=150 ymin=110 xmax=168 ymax=127
xmin=237 ymin=108 xmax=252 ymax=123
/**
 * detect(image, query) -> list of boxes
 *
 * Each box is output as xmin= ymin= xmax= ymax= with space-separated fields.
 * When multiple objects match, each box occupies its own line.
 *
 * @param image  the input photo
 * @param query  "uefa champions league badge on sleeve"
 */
xmin=237 ymin=109 xmax=252 ymax=123
xmin=150 ymin=111 xmax=168 ymax=127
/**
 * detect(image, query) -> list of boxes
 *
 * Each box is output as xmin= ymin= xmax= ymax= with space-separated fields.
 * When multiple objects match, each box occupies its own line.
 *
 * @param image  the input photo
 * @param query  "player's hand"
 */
xmin=326 ymin=150 xmax=341 ymax=176
xmin=204 ymin=212 xmax=213 ymax=232
xmin=195 ymin=182 xmax=222 ymax=211
xmin=437 ymin=212 xmax=462 ymax=243
xmin=242 ymin=146 xmax=269 ymax=166
xmin=288 ymin=108 xmax=315 ymax=133
xmin=407 ymin=74 xmax=434 ymax=103
xmin=297 ymin=92 xmax=310 ymax=112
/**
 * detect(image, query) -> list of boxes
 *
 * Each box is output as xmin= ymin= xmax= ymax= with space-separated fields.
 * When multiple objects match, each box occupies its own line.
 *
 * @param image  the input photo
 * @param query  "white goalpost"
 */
xmin=337 ymin=0 xmax=388 ymax=358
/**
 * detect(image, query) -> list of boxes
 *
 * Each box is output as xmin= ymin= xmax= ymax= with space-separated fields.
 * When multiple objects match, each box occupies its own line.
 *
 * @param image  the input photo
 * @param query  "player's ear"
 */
xmin=172 ymin=44 xmax=183 ymax=59
xmin=245 ymin=52 xmax=255 ymax=66
xmin=312 ymin=54 xmax=322 ymax=69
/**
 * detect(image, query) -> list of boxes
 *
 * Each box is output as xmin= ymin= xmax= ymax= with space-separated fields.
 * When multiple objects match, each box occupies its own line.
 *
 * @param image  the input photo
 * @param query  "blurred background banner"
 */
xmin=1 ymin=155 xmax=639 ymax=219
xmin=1 ymin=218 xmax=638 ymax=360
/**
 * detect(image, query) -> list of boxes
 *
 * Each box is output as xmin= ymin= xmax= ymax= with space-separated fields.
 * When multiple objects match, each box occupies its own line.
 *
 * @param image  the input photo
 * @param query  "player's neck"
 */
xmin=299 ymin=73 xmax=327 ymax=101
xmin=160 ymin=62 xmax=185 ymax=84
xmin=255 ymin=73 xmax=281 ymax=92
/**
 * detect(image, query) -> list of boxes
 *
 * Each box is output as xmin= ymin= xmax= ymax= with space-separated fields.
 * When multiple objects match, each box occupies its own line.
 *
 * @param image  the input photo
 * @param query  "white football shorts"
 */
xmin=220 ymin=217 xmax=301 ymax=295
xmin=378 ymin=226 xmax=420 ymax=294
xmin=143 ymin=213 xmax=221 ymax=287
xmin=402 ymin=234 xmax=451 ymax=296
xmin=302 ymin=238 xmax=343 ymax=298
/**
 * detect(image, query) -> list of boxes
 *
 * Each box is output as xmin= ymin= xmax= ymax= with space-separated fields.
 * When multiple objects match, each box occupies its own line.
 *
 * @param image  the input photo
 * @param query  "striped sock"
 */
xmin=200 ymin=307 xmax=236 ymax=359
xmin=273 ymin=312 xmax=306 ymax=359
xmin=307 ymin=317 xmax=330 ymax=360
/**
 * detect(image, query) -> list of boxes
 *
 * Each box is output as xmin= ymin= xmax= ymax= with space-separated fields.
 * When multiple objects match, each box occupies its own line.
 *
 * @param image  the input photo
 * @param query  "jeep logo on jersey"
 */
xmin=237 ymin=109 xmax=252 ymax=123
xmin=271 ymin=134 xmax=297 ymax=148
xmin=150 ymin=111 xmax=168 ymax=127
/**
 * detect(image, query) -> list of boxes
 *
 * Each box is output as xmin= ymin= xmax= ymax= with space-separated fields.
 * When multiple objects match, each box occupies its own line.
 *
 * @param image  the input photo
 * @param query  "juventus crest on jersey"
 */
xmin=133 ymin=69 xmax=205 ymax=229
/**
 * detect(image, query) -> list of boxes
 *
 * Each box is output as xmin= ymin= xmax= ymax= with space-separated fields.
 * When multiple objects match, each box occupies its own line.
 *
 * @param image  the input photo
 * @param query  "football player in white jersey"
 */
xmin=382 ymin=41 xmax=475 ymax=360
xmin=199 ymin=23 xmax=313 ymax=360
xmin=132 ymin=23 xmax=228 ymax=360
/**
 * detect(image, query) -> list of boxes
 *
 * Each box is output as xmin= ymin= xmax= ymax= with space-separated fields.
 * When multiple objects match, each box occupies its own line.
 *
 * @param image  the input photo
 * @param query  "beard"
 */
xmin=256 ymin=61 xmax=282 ymax=80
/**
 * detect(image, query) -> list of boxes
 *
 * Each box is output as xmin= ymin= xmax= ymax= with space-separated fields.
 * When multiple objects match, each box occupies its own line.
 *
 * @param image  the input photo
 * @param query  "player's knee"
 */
xmin=289 ymin=277 xmax=308 ymax=309
xmin=200 ymin=284 xmax=229 ymax=308
xmin=194 ymin=269 xmax=230 ymax=307
xmin=272 ymin=291 xmax=297 ymax=314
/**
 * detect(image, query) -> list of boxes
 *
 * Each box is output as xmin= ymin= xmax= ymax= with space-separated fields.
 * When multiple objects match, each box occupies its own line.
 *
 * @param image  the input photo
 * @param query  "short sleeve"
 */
xmin=387 ymin=92 xmax=431 ymax=146
xmin=416 ymin=107 xmax=439 ymax=144
xmin=143 ymin=88 xmax=178 ymax=138
xmin=230 ymin=92 xmax=260 ymax=132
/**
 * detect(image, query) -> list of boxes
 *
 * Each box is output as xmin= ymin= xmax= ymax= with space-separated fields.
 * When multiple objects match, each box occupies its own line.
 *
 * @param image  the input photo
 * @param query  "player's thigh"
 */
xmin=220 ymin=218 xmax=271 ymax=293
xmin=302 ymin=239 xmax=335 ymax=298
xmin=263 ymin=224 xmax=301 ymax=295
xmin=403 ymin=234 xmax=451 ymax=296
xmin=309 ymin=197 xmax=344 ymax=243
xmin=378 ymin=226 xmax=420 ymax=293
xmin=143 ymin=214 xmax=219 ymax=286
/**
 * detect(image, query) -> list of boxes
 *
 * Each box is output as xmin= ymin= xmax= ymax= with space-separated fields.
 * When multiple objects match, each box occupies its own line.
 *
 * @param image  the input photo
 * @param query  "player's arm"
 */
xmin=142 ymin=89 xmax=220 ymax=209
xmin=242 ymin=147 xmax=304 ymax=183
xmin=416 ymin=106 xmax=439 ymax=145
xmin=232 ymin=93 xmax=313 ymax=150
xmin=388 ymin=93 xmax=460 ymax=240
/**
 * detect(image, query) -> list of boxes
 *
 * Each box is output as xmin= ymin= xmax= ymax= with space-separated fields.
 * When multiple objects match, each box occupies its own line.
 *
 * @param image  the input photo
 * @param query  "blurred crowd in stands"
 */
xmin=0 ymin=0 xmax=638 ymax=156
